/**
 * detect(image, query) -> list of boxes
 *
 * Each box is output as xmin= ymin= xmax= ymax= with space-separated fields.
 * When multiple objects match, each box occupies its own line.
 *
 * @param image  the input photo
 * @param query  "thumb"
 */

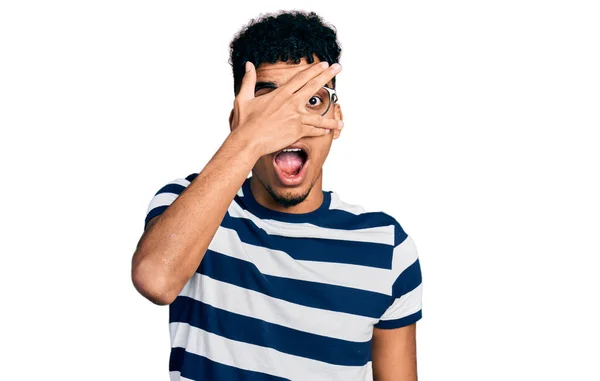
xmin=238 ymin=61 xmax=256 ymax=100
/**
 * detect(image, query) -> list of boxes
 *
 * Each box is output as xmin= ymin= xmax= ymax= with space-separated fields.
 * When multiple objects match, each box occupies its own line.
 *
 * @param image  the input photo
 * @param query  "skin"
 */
xmin=229 ymin=55 xmax=344 ymax=214
xmin=372 ymin=323 xmax=418 ymax=381
xmin=132 ymin=55 xmax=417 ymax=380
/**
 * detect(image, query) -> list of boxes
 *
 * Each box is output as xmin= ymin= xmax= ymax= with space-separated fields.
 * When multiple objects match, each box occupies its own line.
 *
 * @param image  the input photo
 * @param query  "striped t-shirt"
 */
xmin=144 ymin=173 xmax=423 ymax=381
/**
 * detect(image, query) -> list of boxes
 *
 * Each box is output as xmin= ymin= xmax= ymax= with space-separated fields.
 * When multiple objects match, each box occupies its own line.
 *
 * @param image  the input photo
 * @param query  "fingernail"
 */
xmin=338 ymin=120 xmax=344 ymax=128
xmin=326 ymin=129 xmax=331 ymax=134
xmin=321 ymin=62 xmax=329 ymax=68
xmin=332 ymin=63 xmax=341 ymax=72
xmin=245 ymin=62 xmax=252 ymax=72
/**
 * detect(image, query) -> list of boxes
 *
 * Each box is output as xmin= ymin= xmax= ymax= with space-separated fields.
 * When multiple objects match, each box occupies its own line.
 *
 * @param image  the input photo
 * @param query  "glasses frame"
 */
xmin=254 ymin=84 xmax=338 ymax=116
xmin=320 ymin=86 xmax=338 ymax=116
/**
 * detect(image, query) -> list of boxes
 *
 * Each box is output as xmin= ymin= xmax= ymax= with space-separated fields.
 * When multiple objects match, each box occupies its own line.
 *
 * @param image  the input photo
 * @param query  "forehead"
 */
xmin=255 ymin=55 xmax=333 ymax=88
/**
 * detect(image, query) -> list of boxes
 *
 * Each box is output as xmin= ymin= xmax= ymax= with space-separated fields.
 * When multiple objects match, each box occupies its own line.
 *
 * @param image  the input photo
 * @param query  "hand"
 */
xmin=230 ymin=60 xmax=343 ymax=158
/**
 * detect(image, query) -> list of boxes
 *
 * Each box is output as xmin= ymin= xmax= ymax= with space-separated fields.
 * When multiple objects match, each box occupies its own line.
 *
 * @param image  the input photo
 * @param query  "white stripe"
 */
xmin=181 ymin=273 xmax=377 ymax=342
xmin=391 ymin=235 xmax=419 ymax=278
xmin=171 ymin=177 xmax=192 ymax=187
xmin=329 ymin=192 xmax=366 ymax=215
xmin=209 ymin=226 xmax=395 ymax=295
xmin=229 ymin=200 xmax=394 ymax=245
xmin=379 ymin=283 xmax=423 ymax=321
xmin=146 ymin=192 xmax=178 ymax=215
xmin=145 ymin=178 xmax=191 ymax=214
xmin=169 ymin=371 xmax=193 ymax=381
xmin=169 ymin=322 xmax=372 ymax=381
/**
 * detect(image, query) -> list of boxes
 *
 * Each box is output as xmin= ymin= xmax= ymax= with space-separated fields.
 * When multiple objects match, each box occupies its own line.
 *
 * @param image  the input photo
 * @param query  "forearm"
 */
xmin=132 ymin=130 xmax=259 ymax=305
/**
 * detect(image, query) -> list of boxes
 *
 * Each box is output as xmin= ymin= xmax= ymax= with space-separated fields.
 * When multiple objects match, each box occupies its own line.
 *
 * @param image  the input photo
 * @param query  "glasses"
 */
xmin=255 ymin=85 xmax=338 ymax=116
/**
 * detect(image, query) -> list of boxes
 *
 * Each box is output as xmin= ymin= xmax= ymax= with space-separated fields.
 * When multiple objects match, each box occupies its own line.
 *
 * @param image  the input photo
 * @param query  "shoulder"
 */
xmin=328 ymin=190 xmax=408 ymax=247
xmin=328 ymin=190 xmax=417 ymax=295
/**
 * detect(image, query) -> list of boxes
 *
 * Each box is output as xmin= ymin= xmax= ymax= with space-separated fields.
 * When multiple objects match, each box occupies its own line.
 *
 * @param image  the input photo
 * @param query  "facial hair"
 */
xmin=264 ymin=182 xmax=313 ymax=208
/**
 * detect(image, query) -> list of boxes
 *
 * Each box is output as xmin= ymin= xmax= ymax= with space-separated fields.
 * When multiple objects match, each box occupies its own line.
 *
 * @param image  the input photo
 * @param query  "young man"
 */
xmin=132 ymin=10 xmax=423 ymax=381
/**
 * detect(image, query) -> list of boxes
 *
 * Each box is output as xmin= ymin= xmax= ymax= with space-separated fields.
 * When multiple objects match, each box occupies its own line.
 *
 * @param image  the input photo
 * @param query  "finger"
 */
xmin=278 ymin=61 xmax=331 ymax=96
xmin=300 ymin=114 xmax=343 ymax=130
xmin=237 ymin=61 xmax=256 ymax=100
xmin=301 ymin=125 xmax=334 ymax=138
xmin=295 ymin=63 xmax=341 ymax=101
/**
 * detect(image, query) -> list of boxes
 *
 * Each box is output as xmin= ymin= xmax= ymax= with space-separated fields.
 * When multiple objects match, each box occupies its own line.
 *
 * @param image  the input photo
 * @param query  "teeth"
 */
xmin=282 ymin=148 xmax=302 ymax=152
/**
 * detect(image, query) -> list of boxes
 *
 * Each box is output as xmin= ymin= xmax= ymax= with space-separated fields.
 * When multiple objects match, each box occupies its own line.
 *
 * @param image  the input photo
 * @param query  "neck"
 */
xmin=249 ymin=172 xmax=324 ymax=214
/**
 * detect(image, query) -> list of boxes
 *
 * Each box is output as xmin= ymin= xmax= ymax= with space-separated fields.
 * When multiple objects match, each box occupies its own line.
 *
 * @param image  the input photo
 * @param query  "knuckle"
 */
xmin=276 ymin=85 xmax=292 ymax=98
xmin=295 ymin=103 xmax=307 ymax=115
xmin=298 ymin=114 xmax=308 ymax=126
xmin=306 ymin=79 xmax=319 ymax=90
xmin=311 ymin=62 xmax=326 ymax=74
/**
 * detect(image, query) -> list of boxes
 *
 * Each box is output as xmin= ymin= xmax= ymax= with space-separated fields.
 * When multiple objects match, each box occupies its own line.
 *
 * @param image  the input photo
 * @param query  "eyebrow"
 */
xmin=254 ymin=80 xmax=335 ymax=93
xmin=255 ymin=81 xmax=278 ymax=92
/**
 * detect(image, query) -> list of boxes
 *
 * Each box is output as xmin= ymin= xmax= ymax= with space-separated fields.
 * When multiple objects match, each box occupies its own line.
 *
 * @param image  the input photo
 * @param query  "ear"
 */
xmin=228 ymin=108 xmax=234 ymax=132
xmin=332 ymin=103 xmax=344 ymax=140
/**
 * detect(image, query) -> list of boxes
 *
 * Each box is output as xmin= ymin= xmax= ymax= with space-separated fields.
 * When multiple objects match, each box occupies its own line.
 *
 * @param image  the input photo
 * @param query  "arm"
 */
xmin=372 ymin=323 xmax=417 ymax=381
xmin=132 ymin=132 xmax=259 ymax=305
xmin=131 ymin=61 xmax=342 ymax=305
xmin=372 ymin=231 xmax=423 ymax=380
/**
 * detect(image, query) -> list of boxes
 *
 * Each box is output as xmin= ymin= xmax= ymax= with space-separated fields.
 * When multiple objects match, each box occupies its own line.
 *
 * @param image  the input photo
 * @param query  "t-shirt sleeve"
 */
xmin=374 ymin=231 xmax=423 ymax=329
xmin=144 ymin=176 xmax=193 ymax=230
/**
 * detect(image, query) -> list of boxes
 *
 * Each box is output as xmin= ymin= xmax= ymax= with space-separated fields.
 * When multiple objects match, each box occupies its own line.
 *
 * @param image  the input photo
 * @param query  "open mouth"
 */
xmin=274 ymin=148 xmax=308 ymax=176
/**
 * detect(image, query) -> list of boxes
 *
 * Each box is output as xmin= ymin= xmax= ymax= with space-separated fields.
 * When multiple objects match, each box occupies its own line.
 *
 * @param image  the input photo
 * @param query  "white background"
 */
xmin=1 ymin=1 xmax=599 ymax=380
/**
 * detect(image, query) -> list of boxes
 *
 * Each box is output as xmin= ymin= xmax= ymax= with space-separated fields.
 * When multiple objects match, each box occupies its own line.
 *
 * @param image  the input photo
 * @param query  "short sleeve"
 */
xmin=374 ymin=234 xmax=423 ymax=329
xmin=144 ymin=175 xmax=195 ymax=230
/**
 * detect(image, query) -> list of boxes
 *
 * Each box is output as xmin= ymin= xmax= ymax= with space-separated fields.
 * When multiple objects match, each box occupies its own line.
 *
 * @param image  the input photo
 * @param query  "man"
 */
xmin=132 ymin=10 xmax=423 ymax=381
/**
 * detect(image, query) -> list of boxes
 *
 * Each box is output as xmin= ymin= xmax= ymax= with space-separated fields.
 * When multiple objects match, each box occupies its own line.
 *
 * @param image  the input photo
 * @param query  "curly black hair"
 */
xmin=229 ymin=10 xmax=342 ymax=95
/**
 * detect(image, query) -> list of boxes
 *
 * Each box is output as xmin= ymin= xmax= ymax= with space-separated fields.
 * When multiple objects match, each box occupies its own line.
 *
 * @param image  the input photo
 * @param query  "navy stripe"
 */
xmin=392 ymin=220 xmax=408 ymax=247
xmin=374 ymin=310 xmax=422 ymax=329
xmin=154 ymin=182 xmax=186 ymax=196
xmin=185 ymin=173 xmax=198 ymax=182
xmin=144 ymin=205 xmax=166 ymax=229
xmin=170 ymin=347 xmax=289 ymax=381
xmin=222 ymin=211 xmax=394 ymax=269
xmin=235 ymin=192 xmax=405 ymax=237
xmin=144 ymin=180 xmax=189 ymax=229
xmin=392 ymin=258 xmax=422 ymax=298
xmin=199 ymin=250 xmax=392 ymax=319
xmin=323 ymin=211 xmax=408 ymax=246
xmin=170 ymin=296 xmax=372 ymax=367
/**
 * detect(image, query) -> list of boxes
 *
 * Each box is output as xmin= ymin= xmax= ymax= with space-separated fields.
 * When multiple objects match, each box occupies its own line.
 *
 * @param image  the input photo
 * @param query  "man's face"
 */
xmin=230 ymin=55 xmax=343 ymax=208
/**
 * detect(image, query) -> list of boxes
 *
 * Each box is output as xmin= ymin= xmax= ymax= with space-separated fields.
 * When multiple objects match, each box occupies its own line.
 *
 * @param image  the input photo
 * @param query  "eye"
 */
xmin=255 ymin=87 xmax=275 ymax=97
xmin=307 ymin=96 xmax=323 ymax=106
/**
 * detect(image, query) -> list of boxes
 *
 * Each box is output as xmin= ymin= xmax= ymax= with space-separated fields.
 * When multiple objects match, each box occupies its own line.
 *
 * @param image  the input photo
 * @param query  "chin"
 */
xmin=265 ymin=178 xmax=312 ymax=208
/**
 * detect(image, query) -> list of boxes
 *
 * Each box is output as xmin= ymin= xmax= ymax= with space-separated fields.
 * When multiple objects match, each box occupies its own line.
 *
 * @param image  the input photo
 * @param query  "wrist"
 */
xmin=227 ymin=128 xmax=262 ymax=163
